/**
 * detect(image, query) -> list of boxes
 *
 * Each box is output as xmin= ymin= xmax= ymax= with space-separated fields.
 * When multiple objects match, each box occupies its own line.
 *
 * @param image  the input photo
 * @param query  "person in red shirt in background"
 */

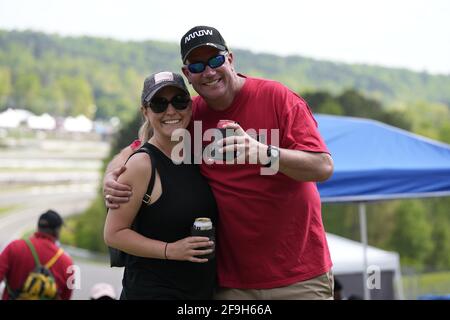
xmin=0 ymin=209 xmax=74 ymax=300
xmin=103 ymin=26 xmax=335 ymax=300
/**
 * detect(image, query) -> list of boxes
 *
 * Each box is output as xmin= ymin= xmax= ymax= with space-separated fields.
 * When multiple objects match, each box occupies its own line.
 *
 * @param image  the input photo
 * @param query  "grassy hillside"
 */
xmin=1 ymin=29 xmax=449 ymax=124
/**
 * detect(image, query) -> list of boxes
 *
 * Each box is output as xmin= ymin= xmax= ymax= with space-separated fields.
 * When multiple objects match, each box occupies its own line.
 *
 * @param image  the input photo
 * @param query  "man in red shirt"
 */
xmin=103 ymin=26 xmax=334 ymax=299
xmin=0 ymin=210 xmax=74 ymax=300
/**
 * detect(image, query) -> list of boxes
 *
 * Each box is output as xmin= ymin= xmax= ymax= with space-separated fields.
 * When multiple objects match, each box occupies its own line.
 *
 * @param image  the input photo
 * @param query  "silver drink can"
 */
xmin=191 ymin=218 xmax=215 ymax=259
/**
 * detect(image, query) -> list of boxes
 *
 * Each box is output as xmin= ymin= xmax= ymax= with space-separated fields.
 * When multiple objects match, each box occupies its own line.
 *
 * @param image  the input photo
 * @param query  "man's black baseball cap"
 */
xmin=180 ymin=26 xmax=228 ymax=64
xmin=38 ymin=209 xmax=63 ymax=229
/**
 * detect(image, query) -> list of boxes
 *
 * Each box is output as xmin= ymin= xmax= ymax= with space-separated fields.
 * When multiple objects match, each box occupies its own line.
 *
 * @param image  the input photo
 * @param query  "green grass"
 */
xmin=0 ymin=204 xmax=22 ymax=216
xmin=403 ymin=271 xmax=450 ymax=299
xmin=0 ymin=167 xmax=99 ymax=173
xmin=59 ymin=217 xmax=78 ymax=247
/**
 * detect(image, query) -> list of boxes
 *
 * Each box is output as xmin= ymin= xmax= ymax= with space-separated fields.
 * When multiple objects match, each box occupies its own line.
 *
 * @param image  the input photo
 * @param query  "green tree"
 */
xmin=388 ymin=200 xmax=433 ymax=269
xmin=303 ymin=91 xmax=344 ymax=115
xmin=322 ymin=203 xmax=360 ymax=241
xmin=0 ymin=67 xmax=12 ymax=107
xmin=338 ymin=89 xmax=383 ymax=118
xmin=426 ymin=214 xmax=450 ymax=270
xmin=73 ymin=196 xmax=108 ymax=253
xmin=57 ymin=76 xmax=95 ymax=118
xmin=111 ymin=111 xmax=142 ymax=154
xmin=405 ymin=101 xmax=450 ymax=143
xmin=13 ymin=73 xmax=42 ymax=111
xmin=2 ymin=29 xmax=450 ymax=121
xmin=424 ymin=198 xmax=450 ymax=270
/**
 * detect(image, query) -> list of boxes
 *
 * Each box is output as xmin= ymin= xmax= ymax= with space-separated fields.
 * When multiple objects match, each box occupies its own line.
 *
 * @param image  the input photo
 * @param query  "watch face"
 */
xmin=271 ymin=146 xmax=279 ymax=158
xmin=271 ymin=148 xmax=280 ymax=158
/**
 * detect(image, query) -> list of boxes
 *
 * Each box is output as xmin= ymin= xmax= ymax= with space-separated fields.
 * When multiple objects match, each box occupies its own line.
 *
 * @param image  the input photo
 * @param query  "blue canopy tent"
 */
xmin=315 ymin=114 xmax=450 ymax=299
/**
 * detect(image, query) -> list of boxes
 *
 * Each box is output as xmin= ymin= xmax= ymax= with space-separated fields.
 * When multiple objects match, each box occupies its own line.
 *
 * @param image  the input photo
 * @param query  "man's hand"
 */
xmin=216 ymin=122 xmax=333 ymax=181
xmin=103 ymin=166 xmax=132 ymax=209
xmin=216 ymin=122 xmax=269 ymax=165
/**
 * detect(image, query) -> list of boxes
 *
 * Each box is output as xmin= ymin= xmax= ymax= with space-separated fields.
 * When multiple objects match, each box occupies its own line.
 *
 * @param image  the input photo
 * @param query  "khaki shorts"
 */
xmin=214 ymin=270 xmax=334 ymax=300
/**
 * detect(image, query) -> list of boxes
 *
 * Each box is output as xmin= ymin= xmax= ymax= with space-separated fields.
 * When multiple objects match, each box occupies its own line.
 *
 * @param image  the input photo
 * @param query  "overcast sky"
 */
xmin=1 ymin=0 xmax=449 ymax=74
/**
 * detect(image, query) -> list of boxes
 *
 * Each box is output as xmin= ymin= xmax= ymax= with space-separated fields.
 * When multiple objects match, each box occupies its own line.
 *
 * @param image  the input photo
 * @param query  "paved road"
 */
xmin=0 ymin=190 xmax=97 ymax=248
xmin=70 ymin=259 xmax=123 ymax=300
xmin=0 ymin=137 xmax=123 ymax=299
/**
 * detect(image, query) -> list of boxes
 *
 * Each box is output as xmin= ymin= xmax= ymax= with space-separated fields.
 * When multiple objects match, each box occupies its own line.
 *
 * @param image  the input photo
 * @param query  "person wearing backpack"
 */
xmin=0 ymin=209 xmax=74 ymax=300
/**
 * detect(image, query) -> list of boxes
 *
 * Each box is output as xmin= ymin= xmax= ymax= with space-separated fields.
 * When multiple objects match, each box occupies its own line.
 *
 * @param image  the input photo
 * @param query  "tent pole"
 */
xmin=394 ymin=254 xmax=405 ymax=300
xmin=359 ymin=202 xmax=370 ymax=300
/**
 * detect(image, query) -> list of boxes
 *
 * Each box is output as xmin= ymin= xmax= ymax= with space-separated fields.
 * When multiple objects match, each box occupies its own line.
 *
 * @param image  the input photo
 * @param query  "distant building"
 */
xmin=0 ymin=108 xmax=35 ymax=128
xmin=63 ymin=115 xmax=94 ymax=133
xmin=27 ymin=113 xmax=56 ymax=130
xmin=0 ymin=109 xmax=112 ymax=135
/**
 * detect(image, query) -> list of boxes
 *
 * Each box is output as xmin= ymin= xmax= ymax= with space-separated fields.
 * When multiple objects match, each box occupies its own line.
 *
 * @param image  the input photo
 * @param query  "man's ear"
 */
xmin=181 ymin=66 xmax=191 ymax=84
xmin=227 ymin=52 xmax=235 ymax=72
xmin=228 ymin=51 xmax=234 ymax=64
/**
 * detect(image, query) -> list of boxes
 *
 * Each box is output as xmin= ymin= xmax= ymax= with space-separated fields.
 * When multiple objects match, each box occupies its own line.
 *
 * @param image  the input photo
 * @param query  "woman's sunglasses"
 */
xmin=147 ymin=94 xmax=191 ymax=113
xmin=187 ymin=52 xmax=228 ymax=74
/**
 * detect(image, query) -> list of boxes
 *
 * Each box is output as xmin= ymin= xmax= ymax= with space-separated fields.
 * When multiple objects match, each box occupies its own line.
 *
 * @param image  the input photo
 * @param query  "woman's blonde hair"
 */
xmin=138 ymin=107 xmax=153 ymax=143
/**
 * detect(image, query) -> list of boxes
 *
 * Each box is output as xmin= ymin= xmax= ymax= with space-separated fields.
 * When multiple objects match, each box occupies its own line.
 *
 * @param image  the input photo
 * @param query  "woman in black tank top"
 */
xmin=104 ymin=72 xmax=217 ymax=300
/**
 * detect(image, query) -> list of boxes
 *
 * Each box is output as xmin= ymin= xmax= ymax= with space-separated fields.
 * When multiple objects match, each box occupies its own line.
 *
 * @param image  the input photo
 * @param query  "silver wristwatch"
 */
xmin=263 ymin=145 xmax=280 ymax=167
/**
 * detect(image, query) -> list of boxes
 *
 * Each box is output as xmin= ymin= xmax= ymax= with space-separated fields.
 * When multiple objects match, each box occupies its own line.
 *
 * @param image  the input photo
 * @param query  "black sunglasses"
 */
xmin=147 ymin=94 xmax=191 ymax=113
xmin=187 ymin=52 xmax=228 ymax=74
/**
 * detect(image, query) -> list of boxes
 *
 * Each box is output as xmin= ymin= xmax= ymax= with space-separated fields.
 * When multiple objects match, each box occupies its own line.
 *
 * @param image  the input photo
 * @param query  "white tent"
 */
xmin=63 ymin=115 xmax=93 ymax=133
xmin=327 ymin=233 xmax=403 ymax=299
xmin=0 ymin=108 xmax=34 ymax=128
xmin=27 ymin=113 xmax=56 ymax=130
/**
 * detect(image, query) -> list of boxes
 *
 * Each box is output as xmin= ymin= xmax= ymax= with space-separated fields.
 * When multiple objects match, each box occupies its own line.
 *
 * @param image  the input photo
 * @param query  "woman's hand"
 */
xmin=166 ymin=236 xmax=214 ymax=263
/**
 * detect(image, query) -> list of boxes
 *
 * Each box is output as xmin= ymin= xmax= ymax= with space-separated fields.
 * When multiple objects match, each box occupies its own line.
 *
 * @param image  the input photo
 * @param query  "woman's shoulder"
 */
xmin=120 ymin=152 xmax=152 ymax=183
xmin=126 ymin=151 xmax=152 ymax=170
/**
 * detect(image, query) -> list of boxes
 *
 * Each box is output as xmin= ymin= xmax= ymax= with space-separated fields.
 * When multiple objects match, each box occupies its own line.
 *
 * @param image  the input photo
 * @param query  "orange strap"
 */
xmin=45 ymin=248 xmax=64 ymax=269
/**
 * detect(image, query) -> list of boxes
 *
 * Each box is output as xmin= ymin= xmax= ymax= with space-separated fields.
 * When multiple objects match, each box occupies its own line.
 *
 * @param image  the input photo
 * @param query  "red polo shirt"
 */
xmin=0 ymin=232 xmax=74 ymax=300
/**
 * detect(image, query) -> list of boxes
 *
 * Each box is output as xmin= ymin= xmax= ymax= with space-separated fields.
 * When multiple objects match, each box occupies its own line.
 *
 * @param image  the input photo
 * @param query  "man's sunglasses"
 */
xmin=147 ymin=94 xmax=191 ymax=113
xmin=187 ymin=52 xmax=228 ymax=74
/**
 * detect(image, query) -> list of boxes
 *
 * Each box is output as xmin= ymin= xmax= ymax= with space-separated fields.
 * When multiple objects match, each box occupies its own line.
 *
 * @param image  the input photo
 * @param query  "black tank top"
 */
xmin=122 ymin=142 xmax=218 ymax=300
